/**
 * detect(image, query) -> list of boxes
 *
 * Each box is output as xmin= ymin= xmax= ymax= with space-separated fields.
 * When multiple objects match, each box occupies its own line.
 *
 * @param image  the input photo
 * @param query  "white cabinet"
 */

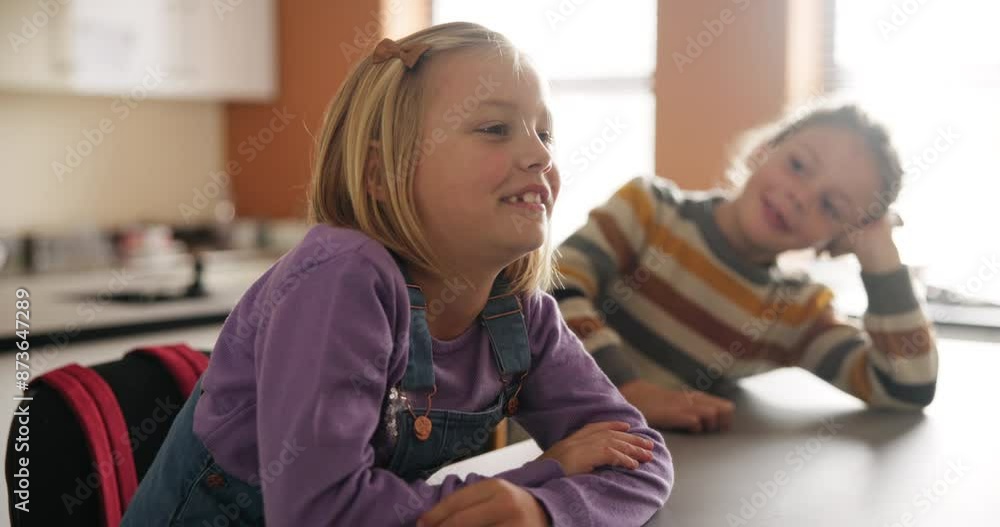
xmin=0 ymin=0 xmax=276 ymax=101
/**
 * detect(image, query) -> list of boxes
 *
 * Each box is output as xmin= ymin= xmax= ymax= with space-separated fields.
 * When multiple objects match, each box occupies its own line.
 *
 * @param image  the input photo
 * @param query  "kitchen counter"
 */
xmin=0 ymin=252 xmax=278 ymax=351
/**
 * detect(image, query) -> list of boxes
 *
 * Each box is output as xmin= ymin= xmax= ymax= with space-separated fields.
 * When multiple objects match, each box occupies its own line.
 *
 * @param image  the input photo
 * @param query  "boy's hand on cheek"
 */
xmin=417 ymin=479 xmax=548 ymax=527
xmin=844 ymin=214 xmax=903 ymax=273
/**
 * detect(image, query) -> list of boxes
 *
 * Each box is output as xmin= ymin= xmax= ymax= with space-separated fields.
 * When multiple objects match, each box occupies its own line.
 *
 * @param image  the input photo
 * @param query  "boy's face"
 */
xmin=734 ymin=125 xmax=884 ymax=254
xmin=410 ymin=49 xmax=559 ymax=272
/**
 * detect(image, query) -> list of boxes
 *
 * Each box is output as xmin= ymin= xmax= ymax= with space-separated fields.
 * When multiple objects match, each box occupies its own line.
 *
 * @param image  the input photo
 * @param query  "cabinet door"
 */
xmin=0 ymin=0 xmax=276 ymax=101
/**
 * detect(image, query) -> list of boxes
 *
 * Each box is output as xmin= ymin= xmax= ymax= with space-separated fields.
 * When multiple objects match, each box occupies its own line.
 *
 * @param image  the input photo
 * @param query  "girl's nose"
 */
xmin=516 ymin=123 xmax=553 ymax=173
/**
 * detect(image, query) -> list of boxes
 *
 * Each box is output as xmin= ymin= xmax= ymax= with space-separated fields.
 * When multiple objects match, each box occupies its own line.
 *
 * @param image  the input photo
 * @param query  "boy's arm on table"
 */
xmin=792 ymin=266 xmax=938 ymax=409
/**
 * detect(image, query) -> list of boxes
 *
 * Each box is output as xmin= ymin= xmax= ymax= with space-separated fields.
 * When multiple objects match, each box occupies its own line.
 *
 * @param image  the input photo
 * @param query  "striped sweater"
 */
xmin=554 ymin=176 xmax=938 ymax=409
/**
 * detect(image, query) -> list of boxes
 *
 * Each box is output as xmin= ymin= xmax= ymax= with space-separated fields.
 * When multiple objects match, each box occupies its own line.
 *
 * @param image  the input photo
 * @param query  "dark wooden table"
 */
xmin=433 ymin=337 xmax=999 ymax=526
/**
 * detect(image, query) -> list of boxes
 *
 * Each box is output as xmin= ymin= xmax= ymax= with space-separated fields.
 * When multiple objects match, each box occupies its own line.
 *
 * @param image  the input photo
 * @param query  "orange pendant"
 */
xmin=414 ymin=415 xmax=432 ymax=441
xmin=506 ymin=397 xmax=519 ymax=416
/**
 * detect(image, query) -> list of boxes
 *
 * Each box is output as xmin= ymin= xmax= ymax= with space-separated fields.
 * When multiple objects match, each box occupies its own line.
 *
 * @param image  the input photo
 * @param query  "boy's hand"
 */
xmin=619 ymin=379 xmax=735 ymax=433
xmin=828 ymin=212 xmax=903 ymax=273
xmin=537 ymin=420 xmax=656 ymax=475
xmin=418 ymin=479 xmax=548 ymax=527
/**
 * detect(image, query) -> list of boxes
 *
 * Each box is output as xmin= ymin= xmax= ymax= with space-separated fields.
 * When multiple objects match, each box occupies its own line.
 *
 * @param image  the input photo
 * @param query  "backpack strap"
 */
xmin=60 ymin=364 xmax=138 ymax=519
xmin=169 ymin=343 xmax=210 ymax=379
xmin=128 ymin=344 xmax=207 ymax=396
xmin=37 ymin=368 xmax=124 ymax=527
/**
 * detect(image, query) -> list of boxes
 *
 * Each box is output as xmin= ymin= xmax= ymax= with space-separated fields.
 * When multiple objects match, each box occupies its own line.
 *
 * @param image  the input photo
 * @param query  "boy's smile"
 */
xmin=717 ymin=125 xmax=884 ymax=262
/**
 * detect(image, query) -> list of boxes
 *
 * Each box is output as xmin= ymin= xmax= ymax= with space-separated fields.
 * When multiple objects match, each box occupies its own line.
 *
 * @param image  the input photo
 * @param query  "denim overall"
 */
xmin=122 ymin=262 xmax=531 ymax=525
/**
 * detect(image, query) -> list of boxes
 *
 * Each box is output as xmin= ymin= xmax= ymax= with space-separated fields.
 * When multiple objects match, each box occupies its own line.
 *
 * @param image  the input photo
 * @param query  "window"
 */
xmin=831 ymin=0 xmax=1000 ymax=304
xmin=432 ymin=1 xmax=658 ymax=242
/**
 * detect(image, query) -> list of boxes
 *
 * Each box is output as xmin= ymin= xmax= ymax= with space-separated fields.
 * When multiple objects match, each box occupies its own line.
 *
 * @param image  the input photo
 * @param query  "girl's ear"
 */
xmin=365 ymin=141 xmax=388 ymax=202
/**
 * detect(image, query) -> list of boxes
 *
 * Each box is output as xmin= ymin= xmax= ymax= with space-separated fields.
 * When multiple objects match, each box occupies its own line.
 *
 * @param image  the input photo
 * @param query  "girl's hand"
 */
xmin=619 ymin=380 xmax=735 ymax=433
xmin=536 ymin=420 xmax=656 ymax=475
xmin=418 ymin=479 xmax=548 ymax=527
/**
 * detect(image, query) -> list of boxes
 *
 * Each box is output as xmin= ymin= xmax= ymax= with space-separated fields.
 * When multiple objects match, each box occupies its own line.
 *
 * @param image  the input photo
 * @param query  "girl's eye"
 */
xmin=538 ymin=130 xmax=554 ymax=145
xmin=478 ymin=124 xmax=508 ymax=136
xmin=789 ymin=155 xmax=805 ymax=174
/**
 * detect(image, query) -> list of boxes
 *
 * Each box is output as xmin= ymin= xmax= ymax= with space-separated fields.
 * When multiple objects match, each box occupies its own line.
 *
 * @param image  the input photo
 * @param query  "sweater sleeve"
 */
xmin=553 ymin=177 xmax=660 ymax=386
xmin=253 ymin=250 xmax=565 ymax=526
xmin=514 ymin=291 xmax=674 ymax=526
xmin=791 ymin=266 xmax=938 ymax=409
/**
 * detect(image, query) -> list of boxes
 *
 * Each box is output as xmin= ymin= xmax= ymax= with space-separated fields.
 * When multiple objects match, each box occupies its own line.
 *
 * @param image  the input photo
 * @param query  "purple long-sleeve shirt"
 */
xmin=193 ymin=224 xmax=673 ymax=526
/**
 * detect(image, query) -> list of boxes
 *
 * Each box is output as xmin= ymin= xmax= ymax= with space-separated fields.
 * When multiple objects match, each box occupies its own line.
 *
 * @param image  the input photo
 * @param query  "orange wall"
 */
xmin=227 ymin=0 xmax=403 ymax=218
xmin=656 ymin=0 xmax=825 ymax=190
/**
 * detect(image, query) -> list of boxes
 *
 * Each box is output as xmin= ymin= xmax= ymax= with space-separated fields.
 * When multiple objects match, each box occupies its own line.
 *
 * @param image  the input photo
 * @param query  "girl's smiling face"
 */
xmin=732 ymin=125 xmax=884 ymax=255
xmin=411 ymin=49 xmax=559 ymax=273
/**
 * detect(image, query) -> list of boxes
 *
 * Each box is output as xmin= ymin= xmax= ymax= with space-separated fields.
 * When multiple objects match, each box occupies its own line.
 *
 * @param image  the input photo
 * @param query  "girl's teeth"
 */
xmin=503 ymin=192 xmax=543 ymax=204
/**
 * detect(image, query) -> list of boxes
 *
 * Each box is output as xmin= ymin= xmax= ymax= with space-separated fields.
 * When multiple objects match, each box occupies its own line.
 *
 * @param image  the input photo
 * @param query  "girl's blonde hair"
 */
xmin=727 ymin=103 xmax=904 ymax=220
xmin=308 ymin=22 xmax=556 ymax=294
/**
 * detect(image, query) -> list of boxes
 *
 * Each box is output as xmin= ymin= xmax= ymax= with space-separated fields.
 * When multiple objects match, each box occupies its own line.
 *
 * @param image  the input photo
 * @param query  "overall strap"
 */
xmin=390 ymin=251 xmax=531 ymax=392
xmin=390 ymin=252 xmax=436 ymax=392
xmin=480 ymin=277 xmax=531 ymax=377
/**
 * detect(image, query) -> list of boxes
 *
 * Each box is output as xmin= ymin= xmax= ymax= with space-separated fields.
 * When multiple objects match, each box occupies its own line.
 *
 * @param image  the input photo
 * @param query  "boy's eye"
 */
xmin=538 ymin=130 xmax=554 ymax=145
xmin=789 ymin=155 xmax=805 ymax=173
xmin=821 ymin=197 xmax=842 ymax=221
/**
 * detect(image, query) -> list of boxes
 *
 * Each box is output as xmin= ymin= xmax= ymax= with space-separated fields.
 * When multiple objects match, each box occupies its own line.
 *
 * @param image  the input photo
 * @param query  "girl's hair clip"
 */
xmin=371 ymin=37 xmax=431 ymax=69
